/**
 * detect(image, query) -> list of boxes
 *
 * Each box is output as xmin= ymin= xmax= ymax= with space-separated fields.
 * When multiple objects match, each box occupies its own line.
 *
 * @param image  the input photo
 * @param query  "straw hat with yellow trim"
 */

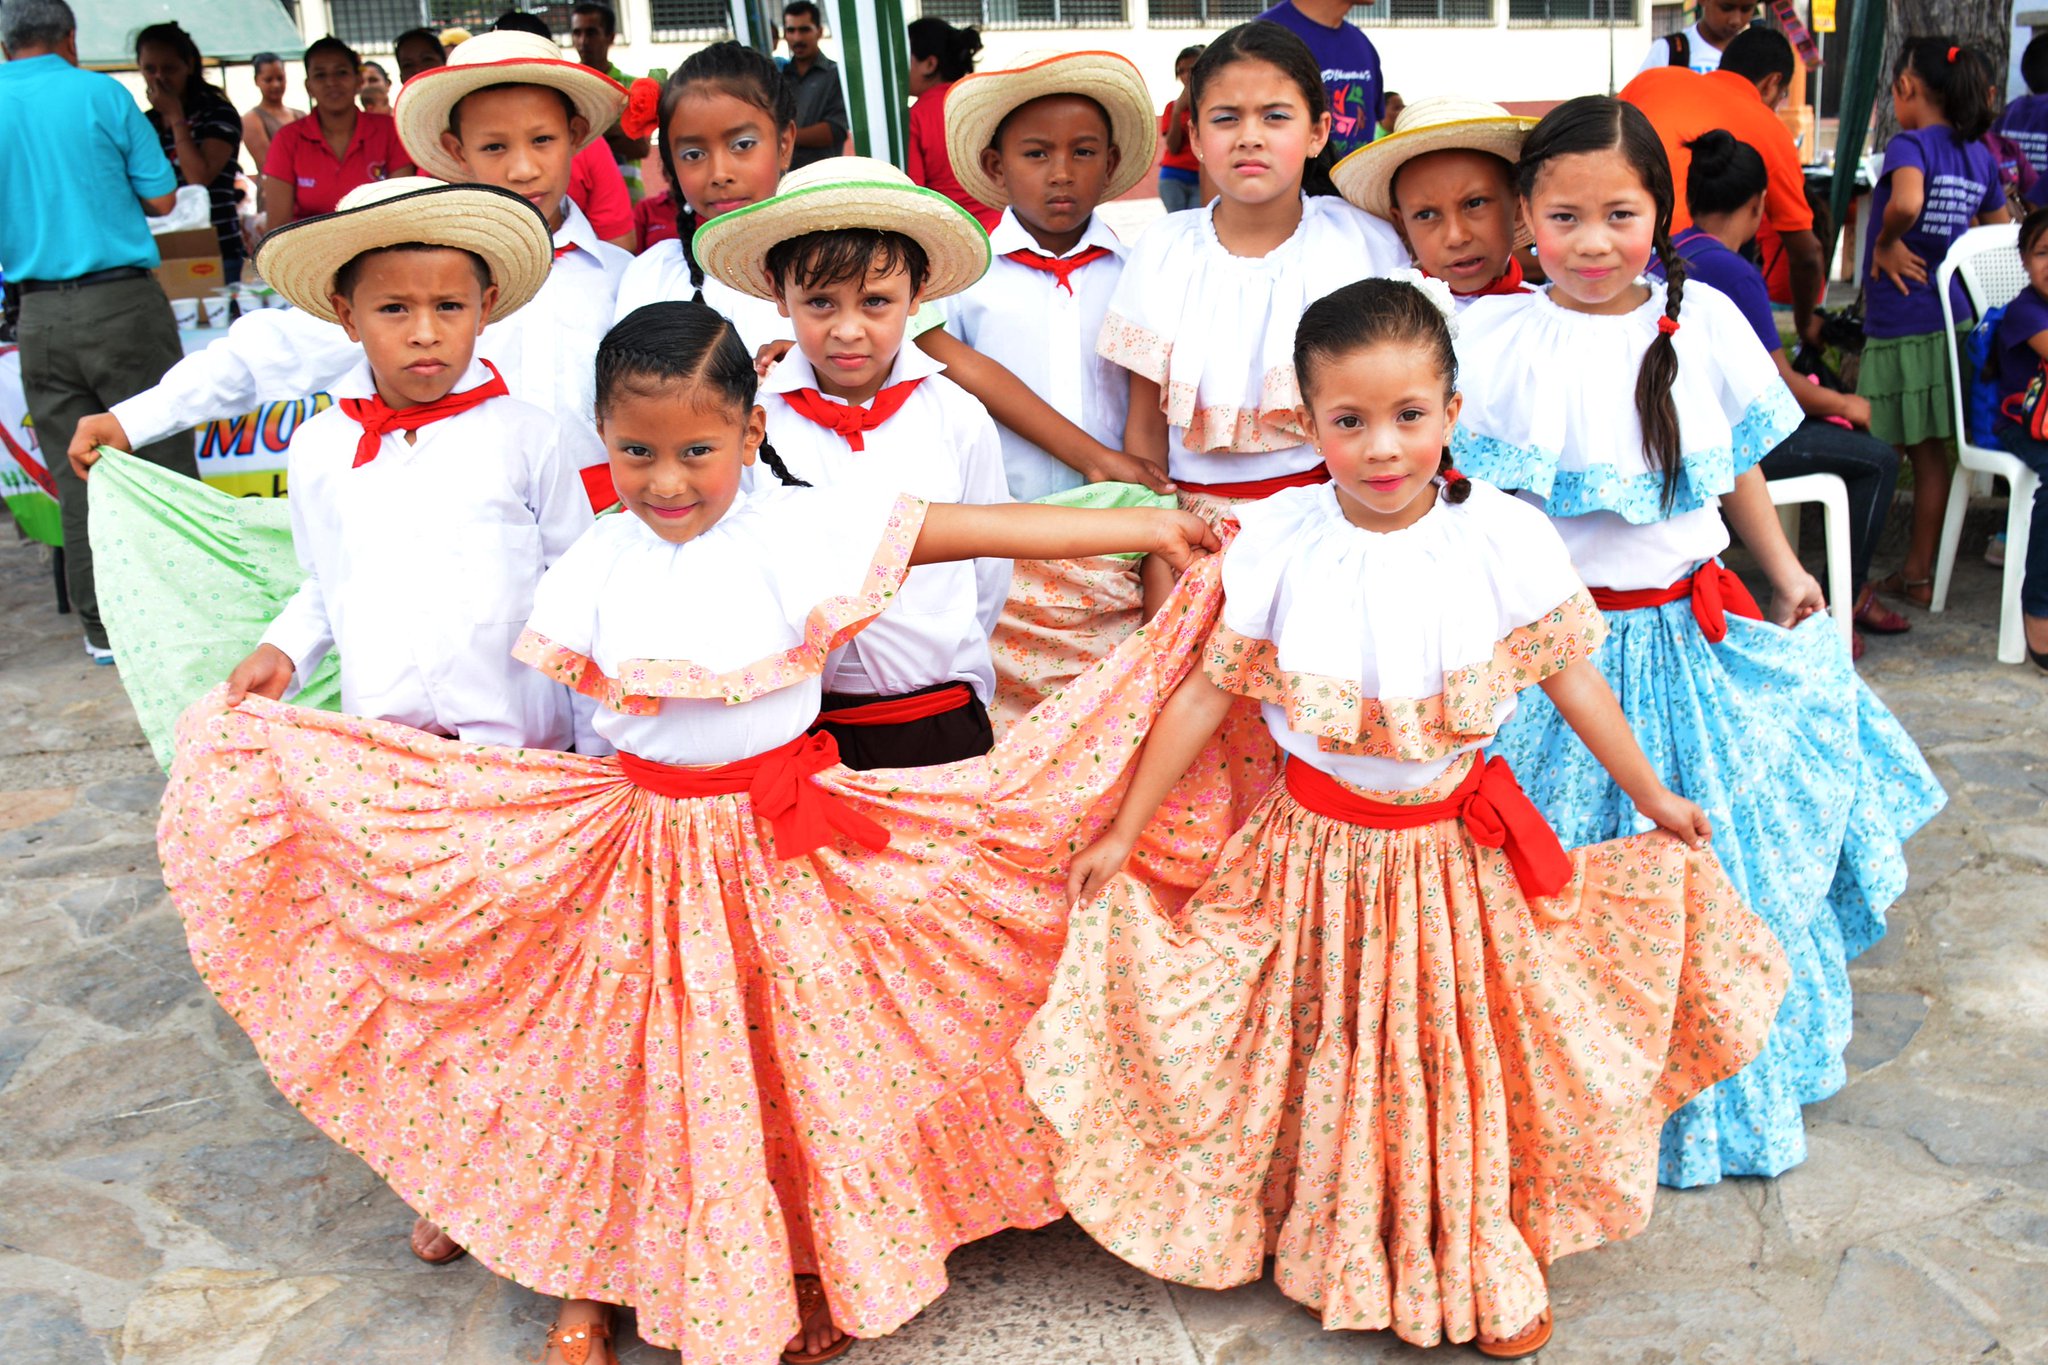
xmin=1331 ymin=96 xmax=1538 ymax=222
xmin=943 ymin=51 xmax=1158 ymax=210
xmin=255 ymin=178 xmax=554 ymax=326
xmin=393 ymin=29 xmax=626 ymax=183
xmin=692 ymin=156 xmax=992 ymax=303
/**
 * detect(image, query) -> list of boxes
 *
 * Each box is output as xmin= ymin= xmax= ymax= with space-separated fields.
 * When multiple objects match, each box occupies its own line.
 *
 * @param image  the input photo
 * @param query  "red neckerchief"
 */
xmin=1434 ymin=254 xmax=1525 ymax=299
xmin=337 ymin=360 xmax=509 ymax=469
xmin=552 ymin=242 xmax=577 ymax=261
xmin=1004 ymin=244 xmax=1114 ymax=295
xmin=782 ymin=379 xmax=924 ymax=452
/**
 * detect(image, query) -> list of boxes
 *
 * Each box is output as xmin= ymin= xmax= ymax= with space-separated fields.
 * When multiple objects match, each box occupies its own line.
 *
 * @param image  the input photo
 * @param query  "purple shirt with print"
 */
xmin=1256 ymin=1 xmax=1384 ymax=162
xmin=1995 ymin=283 xmax=2048 ymax=399
xmin=1861 ymin=127 xmax=2002 ymax=339
xmin=1995 ymin=92 xmax=2048 ymax=203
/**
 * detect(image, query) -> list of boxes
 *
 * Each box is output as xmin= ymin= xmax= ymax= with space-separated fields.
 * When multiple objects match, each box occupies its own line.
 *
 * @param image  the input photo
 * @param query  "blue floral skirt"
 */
xmin=1487 ymin=602 xmax=1945 ymax=1188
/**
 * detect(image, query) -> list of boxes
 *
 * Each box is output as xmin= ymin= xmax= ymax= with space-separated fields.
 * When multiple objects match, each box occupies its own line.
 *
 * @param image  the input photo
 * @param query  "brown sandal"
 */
xmin=407 ymin=1216 xmax=466 ymax=1265
xmin=781 ymin=1274 xmax=854 ymax=1364
xmin=541 ymin=1309 xmax=612 ymax=1365
xmin=1853 ymin=585 xmax=1911 ymax=634
xmin=1475 ymin=1305 xmax=1553 ymax=1359
xmin=1876 ymin=571 xmax=1933 ymax=608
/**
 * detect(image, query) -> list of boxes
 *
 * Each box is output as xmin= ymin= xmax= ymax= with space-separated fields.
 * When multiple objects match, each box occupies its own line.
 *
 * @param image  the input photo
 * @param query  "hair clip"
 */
xmin=1947 ymin=45 xmax=1960 ymax=62
xmin=622 ymin=76 xmax=662 ymax=141
xmin=1657 ymin=316 xmax=1681 ymax=336
xmin=1441 ymin=466 xmax=1467 ymax=483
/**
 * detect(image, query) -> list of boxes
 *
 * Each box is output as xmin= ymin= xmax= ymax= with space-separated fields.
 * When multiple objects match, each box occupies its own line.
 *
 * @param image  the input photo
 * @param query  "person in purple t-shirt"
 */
xmin=1857 ymin=36 xmax=2009 ymax=609
xmin=1990 ymin=204 xmax=2048 ymax=671
xmin=1256 ymin=0 xmax=1382 ymax=163
xmin=1995 ymin=33 xmax=2048 ymax=207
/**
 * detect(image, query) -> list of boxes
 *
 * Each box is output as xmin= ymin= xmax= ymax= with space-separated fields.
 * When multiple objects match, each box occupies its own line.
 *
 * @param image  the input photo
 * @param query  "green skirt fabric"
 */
xmin=87 ymin=448 xmax=340 ymax=770
xmin=1856 ymin=329 xmax=1958 ymax=447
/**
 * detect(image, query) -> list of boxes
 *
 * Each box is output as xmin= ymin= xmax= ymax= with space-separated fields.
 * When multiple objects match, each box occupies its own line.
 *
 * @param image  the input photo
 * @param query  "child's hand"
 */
xmin=1148 ymin=509 xmax=1220 ymax=571
xmin=1078 ymin=445 xmax=1175 ymax=496
xmin=1638 ymin=787 xmax=1712 ymax=848
xmin=1068 ymin=829 xmax=1137 ymax=908
xmin=1870 ymin=238 xmax=1927 ymax=294
xmin=1834 ymin=393 xmax=1873 ymax=430
xmin=753 ymin=338 xmax=795 ymax=378
xmin=225 ymin=644 xmax=296 ymax=706
xmin=1769 ymin=567 xmax=1827 ymax=627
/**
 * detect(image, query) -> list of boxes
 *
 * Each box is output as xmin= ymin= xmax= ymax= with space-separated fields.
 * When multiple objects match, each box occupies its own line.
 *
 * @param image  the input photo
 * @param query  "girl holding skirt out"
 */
xmin=1017 ymin=279 xmax=1789 ymax=1356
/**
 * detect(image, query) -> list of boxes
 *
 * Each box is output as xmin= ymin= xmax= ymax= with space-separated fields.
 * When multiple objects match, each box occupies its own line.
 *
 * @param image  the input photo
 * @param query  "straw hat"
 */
xmin=1330 ymin=96 xmax=1538 ymax=221
xmin=692 ymin=156 xmax=992 ymax=303
xmin=393 ymin=29 xmax=627 ymax=183
xmin=943 ymin=51 xmax=1158 ymax=209
xmin=255 ymin=178 xmax=553 ymax=325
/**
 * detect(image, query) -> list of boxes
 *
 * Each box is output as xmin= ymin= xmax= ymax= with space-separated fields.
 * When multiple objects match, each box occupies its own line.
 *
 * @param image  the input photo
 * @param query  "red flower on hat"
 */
xmin=622 ymin=76 xmax=662 ymax=141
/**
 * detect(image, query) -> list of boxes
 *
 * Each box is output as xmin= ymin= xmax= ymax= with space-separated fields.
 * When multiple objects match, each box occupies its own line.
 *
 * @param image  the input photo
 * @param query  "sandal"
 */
xmin=1853 ymin=586 xmax=1911 ymax=635
xmin=1475 ymin=1305 xmax=1553 ymax=1359
xmin=541 ymin=1307 xmax=613 ymax=1365
xmin=407 ymin=1216 xmax=466 ymax=1265
xmin=1876 ymin=570 xmax=1933 ymax=608
xmin=782 ymin=1275 xmax=854 ymax=1364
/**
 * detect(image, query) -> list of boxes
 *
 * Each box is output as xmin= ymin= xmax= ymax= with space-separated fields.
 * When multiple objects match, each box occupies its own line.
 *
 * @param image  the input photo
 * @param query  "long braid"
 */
xmin=1435 ymin=448 xmax=1473 ymax=504
xmin=756 ymin=439 xmax=810 ymax=487
xmin=1637 ymin=234 xmax=1685 ymax=512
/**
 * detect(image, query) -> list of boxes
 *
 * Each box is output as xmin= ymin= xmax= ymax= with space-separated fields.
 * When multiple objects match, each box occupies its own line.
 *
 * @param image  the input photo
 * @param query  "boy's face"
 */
xmin=1698 ymin=0 xmax=1759 ymax=47
xmin=1392 ymin=148 xmax=1518 ymax=295
xmin=775 ymin=257 xmax=921 ymax=403
xmin=330 ymin=248 xmax=497 ymax=410
xmin=440 ymin=85 xmax=588 ymax=230
xmin=981 ymin=94 xmax=1118 ymax=246
xmin=602 ymin=386 xmax=761 ymax=546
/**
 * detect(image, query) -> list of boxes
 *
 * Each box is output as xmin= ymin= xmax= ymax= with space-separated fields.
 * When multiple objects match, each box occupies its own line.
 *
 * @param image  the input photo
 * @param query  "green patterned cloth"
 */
xmin=87 ymin=448 xmax=340 ymax=770
xmin=1030 ymin=480 xmax=1177 ymax=559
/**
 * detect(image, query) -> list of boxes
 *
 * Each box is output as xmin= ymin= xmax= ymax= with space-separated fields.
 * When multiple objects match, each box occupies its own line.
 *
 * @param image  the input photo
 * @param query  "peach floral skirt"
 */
xmin=1017 ymin=756 xmax=1788 ymax=1348
xmin=157 ymin=558 xmax=1264 ymax=1363
xmin=990 ymin=553 xmax=1148 ymax=730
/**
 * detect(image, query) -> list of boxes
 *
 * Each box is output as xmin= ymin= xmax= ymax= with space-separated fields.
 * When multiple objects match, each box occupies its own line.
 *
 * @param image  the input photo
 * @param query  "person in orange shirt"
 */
xmin=1621 ymin=25 xmax=1825 ymax=347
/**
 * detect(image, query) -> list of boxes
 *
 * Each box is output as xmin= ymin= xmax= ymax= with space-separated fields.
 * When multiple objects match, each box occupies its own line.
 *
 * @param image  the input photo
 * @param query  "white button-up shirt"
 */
xmin=113 ymin=200 xmax=629 ymax=474
xmin=941 ymin=208 xmax=1127 ymax=502
xmin=260 ymin=357 xmax=599 ymax=751
xmin=757 ymin=342 xmax=1011 ymax=701
xmin=611 ymin=239 xmax=794 ymax=355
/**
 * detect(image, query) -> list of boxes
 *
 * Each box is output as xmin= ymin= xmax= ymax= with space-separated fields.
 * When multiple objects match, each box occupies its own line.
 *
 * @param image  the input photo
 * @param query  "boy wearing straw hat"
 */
xmin=1332 ymin=96 xmax=1538 ymax=309
xmin=70 ymin=29 xmax=633 ymax=506
xmin=694 ymin=156 xmax=1014 ymax=771
xmin=221 ymin=177 xmax=596 ymax=757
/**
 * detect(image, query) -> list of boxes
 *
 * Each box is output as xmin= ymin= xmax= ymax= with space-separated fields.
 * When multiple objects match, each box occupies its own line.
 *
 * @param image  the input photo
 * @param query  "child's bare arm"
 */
xmin=1538 ymin=661 xmax=1710 ymax=847
xmin=1722 ymin=467 xmax=1825 ymax=626
xmin=1124 ymin=373 xmax=1171 ymax=478
xmin=1140 ymin=552 xmax=1177 ymax=620
xmin=911 ymin=501 xmax=1216 ymax=570
xmin=1069 ymin=667 xmax=1235 ymax=905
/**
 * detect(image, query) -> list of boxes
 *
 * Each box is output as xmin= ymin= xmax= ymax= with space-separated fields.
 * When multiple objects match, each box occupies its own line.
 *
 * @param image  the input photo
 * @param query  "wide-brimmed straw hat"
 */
xmin=393 ymin=29 xmax=626 ymax=183
xmin=1331 ymin=96 xmax=1537 ymax=222
xmin=943 ymin=51 xmax=1158 ymax=209
xmin=255 ymin=177 xmax=553 ymax=324
xmin=692 ymin=156 xmax=992 ymax=302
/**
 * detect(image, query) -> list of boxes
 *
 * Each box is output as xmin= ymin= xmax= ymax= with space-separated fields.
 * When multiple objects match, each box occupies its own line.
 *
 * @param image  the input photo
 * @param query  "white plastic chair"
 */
xmin=1933 ymin=222 xmax=2040 ymax=664
xmin=1767 ymin=473 xmax=1856 ymax=648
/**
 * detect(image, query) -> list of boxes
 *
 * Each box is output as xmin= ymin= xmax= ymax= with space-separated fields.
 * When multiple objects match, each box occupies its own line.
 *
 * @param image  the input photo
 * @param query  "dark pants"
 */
xmin=1992 ymin=418 xmax=2048 ymax=619
xmin=17 ymin=275 xmax=196 ymax=644
xmin=1758 ymin=417 xmax=1901 ymax=592
xmin=814 ymin=682 xmax=995 ymax=771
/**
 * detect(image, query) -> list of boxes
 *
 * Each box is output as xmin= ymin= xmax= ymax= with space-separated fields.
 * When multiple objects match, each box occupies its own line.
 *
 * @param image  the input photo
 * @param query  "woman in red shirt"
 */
xmin=905 ymin=17 xmax=999 ymax=229
xmin=261 ymin=36 xmax=413 ymax=233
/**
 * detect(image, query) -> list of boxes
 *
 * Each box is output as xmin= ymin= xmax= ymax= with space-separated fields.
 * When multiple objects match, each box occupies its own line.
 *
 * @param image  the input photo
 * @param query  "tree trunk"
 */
xmin=1872 ymin=0 xmax=2014 ymax=144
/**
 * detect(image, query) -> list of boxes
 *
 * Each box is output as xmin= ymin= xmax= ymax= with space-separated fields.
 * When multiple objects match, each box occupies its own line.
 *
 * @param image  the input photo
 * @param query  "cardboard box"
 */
xmin=152 ymin=227 xmax=226 ymax=302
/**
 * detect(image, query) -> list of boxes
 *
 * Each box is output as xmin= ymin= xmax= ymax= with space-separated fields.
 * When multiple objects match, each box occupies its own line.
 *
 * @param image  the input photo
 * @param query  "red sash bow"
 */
xmin=1588 ymin=562 xmax=1761 ymax=643
xmin=817 ymin=682 xmax=973 ymax=727
xmin=781 ymin=379 xmax=924 ymax=451
xmin=1174 ymin=466 xmax=1331 ymax=501
xmin=338 ymin=360 xmax=509 ymax=469
xmin=617 ymin=731 xmax=889 ymax=860
xmin=1285 ymin=754 xmax=1572 ymax=900
xmin=1004 ymin=244 xmax=1114 ymax=295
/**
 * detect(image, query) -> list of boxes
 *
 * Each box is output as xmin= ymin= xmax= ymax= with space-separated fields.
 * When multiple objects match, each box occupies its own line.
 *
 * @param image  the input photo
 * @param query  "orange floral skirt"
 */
xmin=157 ymin=558 xmax=1268 ymax=1363
xmin=1017 ymin=756 xmax=1788 ymax=1348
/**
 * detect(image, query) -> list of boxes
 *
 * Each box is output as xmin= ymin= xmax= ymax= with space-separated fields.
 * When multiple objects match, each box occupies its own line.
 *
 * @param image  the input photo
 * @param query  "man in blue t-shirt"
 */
xmin=1257 ymin=0 xmax=1384 ymax=163
xmin=0 ymin=0 xmax=200 ymax=664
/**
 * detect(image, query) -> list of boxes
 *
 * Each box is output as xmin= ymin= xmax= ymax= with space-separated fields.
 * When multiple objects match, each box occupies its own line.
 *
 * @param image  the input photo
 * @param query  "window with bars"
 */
xmin=916 ymin=0 xmax=1129 ymax=27
xmin=1146 ymin=0 xmax=1262 ymax=29
xmin=1506 ymin=0 xmax=1635 ymax=24
xmin=650 ymin=0 xmax=737 ymax=39
xmin=327 ymin=2 xmax=569 ymax=50
xmin=1348 ymin=0 xmax=1492 ymax=24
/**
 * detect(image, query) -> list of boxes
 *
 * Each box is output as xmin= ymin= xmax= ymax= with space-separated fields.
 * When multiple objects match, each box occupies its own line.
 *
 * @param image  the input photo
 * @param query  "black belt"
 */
xmin=17 ymin=266 xmax=151 ymax=294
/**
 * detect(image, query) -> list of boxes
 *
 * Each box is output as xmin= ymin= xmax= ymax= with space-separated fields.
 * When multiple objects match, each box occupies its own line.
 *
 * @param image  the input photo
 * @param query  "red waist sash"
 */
xmin=816 ymin=682 xmax=974 ymax=727
xmin=1284 ymin=754 xmax=1572 ymax=900
xmin=1588 ymin=562 xmax=1760 ymax=644
xmin=1174 ymin=466 xmax=1331 ymax=500
xmin=618 ymin=731 xmax=889 ymax=860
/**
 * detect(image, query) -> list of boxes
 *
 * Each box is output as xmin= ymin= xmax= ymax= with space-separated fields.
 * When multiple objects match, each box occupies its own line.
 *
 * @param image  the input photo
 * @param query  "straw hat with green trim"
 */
xmin=255 ymin=178 xmax=553 ymax=325
xmin=692 ymin=156 xmax=993 ymax=303
xmin=1331 ymin=96 xmax=1538 ymax=222
xmin=393 ymin=29 xmax=626 ymax=183
xmin=943 ymin=51 xmax=1158 ymax=210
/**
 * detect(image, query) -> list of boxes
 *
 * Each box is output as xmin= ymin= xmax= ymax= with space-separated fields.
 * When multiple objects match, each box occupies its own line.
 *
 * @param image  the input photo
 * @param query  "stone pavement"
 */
xmin=0 ymin=506 xmax=2044 ymax=1365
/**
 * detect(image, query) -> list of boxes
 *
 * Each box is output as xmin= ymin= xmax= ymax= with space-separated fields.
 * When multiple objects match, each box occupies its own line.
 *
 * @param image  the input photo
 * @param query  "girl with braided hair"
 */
xmin=1452 ymin=94 xmax=1948 ymax=1191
